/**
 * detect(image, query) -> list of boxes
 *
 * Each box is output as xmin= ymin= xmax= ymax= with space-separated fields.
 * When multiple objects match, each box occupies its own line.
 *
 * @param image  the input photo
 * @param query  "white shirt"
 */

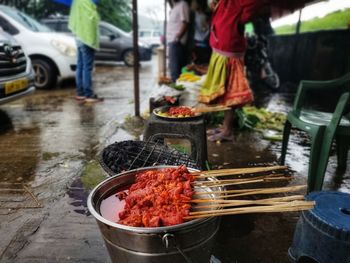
xmin=194 ymin=11 xmax=209 ymax=42
xmin=166 ymin=1 xmax=190 ymax=45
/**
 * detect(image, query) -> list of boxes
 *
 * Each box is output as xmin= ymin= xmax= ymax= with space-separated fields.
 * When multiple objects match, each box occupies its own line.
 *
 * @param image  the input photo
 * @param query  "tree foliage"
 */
xmin=2 ymin=0 xmax=132 ymax=31
xmin=98 ymin=0 xmax=132 ymax=32
xmin=275 ymin=9 xmax=350 ymax=35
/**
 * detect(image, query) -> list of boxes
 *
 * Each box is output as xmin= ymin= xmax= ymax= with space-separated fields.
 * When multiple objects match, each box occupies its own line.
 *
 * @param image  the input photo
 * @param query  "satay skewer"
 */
xmin=193 ymin=176 xmax=290 ymax=188
xmin=193 ymin=105 xmax=231 ymax=113
xmin=193 ymin=195 xmax=306 ymax=209
xmin=195 ymin=185 xmax=306 ymax=196
xmin=185 ymin=201 xmax=315 ymax=219
xmin=193 ymin=166 xmax=287 ymax=179
xmin=193 ymin=173 xmax=286 ymax=185
xmin=191 ymin=200 xmax=314 ymax=215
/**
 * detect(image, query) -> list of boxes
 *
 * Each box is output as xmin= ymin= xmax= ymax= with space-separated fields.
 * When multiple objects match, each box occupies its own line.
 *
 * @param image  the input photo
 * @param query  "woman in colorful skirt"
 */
xmin=199 ymin=0 xmax=268 ymax=141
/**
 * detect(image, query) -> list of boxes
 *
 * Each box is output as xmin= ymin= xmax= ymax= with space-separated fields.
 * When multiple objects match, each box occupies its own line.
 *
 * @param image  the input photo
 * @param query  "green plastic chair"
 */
xmin=280 ymin=73 xmax=350 ymax=192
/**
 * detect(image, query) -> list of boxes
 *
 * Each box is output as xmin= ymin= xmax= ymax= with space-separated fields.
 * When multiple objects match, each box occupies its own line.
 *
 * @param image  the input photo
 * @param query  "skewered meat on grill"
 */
xmin=118 ymin=166 xmax=194 ymax=227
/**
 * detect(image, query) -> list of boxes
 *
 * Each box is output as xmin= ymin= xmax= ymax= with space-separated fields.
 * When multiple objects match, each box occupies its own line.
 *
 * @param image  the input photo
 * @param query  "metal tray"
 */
xmin=153 ymin=106 xmax=202 ymax=121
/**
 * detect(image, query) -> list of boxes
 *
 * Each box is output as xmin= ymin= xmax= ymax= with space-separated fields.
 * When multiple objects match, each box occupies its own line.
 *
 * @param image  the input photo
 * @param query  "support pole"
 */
xmin=295 ymin=9 xmax=302 ymax=34
xmin=292 ymin=8 xmax=303 ymax=83
xmin=132 ymin=0 xmax=140 ymax=116
xmin=163 ymin=0 xmax=167 ymax=77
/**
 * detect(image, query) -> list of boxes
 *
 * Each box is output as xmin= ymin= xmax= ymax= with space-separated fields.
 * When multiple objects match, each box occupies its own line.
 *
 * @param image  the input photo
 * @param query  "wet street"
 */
xmin=0 ymin=60 xmax=155 ymax=262
xmin=0 ymin=57 xmax=349 ymax=263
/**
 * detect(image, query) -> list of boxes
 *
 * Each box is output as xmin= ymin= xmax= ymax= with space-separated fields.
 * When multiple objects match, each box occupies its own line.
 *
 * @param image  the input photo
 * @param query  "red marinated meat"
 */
xmin=168 ymin=106 xmax=195 ymax=117
xmin=118 ymin=166 xmax=194 ymax=227
xmin=116 ymin=191 xmax=128 ymax=200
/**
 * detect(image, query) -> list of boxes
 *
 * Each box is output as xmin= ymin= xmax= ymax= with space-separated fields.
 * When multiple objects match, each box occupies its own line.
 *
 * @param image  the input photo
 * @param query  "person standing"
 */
xmin=199 ymin=0 xmax=267 ymax=141
xmin=190 ymin=0 xmax=211 ymax=64
xmin=167 ymin=0 xmax=190 ymax=82
xmin=69 ymin=0 xmax=102 ymax=102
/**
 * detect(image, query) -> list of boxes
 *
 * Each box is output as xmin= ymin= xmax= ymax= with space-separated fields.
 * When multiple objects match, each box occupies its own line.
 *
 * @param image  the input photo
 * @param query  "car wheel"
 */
xmin=32 ymin=59 xmax=57 ymax=89
xmin=123 ymin=50 xmax=134 ymax=67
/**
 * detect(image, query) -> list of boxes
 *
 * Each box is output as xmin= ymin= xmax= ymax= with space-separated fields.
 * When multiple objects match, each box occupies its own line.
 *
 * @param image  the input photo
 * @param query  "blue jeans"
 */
xmin=76 ymin=41 xmax=95 ymax=97
xmin=168 ymin=42 xmax=186 ymax=82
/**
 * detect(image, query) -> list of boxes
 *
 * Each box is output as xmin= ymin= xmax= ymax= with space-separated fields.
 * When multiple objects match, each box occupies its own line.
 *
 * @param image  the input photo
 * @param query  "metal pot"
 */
xmin=88 ymin=166 xmax=222 ymax=263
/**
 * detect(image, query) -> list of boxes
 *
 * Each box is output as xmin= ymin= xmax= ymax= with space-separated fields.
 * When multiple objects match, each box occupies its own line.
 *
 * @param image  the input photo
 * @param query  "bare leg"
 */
xmin=208 ymin=109 xmax=234 ymax=141
xmin=222 ymin=109 xmax=234 ymax=136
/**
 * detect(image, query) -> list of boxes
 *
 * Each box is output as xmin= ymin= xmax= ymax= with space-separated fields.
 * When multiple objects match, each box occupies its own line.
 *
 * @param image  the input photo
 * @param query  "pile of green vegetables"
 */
xmin=236 ymin=106 xmax=287 ymax=141
xmin=167 ymin=83 xmax=185 ymax=91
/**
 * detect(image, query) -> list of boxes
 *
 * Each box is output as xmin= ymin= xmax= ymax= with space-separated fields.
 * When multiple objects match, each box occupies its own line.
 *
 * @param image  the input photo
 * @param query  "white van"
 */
xmin=0 ymin=5 xmax=77 ymax=89
xmin=139 ymin=29 xmax=162 ymax=50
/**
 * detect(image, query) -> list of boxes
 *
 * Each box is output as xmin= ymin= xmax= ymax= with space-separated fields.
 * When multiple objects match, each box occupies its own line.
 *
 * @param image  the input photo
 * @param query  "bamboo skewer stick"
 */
xmin=193 ymin=195 xmax=306 ymax=209
xmin=191 ymin=200 xmax=314 ymax=215
xmin=194 ymin=177 xmax=290 ymax=188
xmin=194 ymin=173 xmax=285 ymax=185
xmin=195 ymin=185 xmax=306 ymax=196
xmin=185 ymin=205 xmax=314 ymax=219
xmin=185 ymin=201 xmax=315 ymax=219
xmin=193 ymin=105 xmax=231 ymax=113
xmin=190 ymin=194 xmax=305 ymax=204
xmin=222 ymin=185 xmax=307 ymax=198
xmin=193 ymin=166 xmax=287 ymax=178
xmin=193 ymin=165 xmax=287 ymax=175
xmin=23 ymin=185 xmax=43 ymax=208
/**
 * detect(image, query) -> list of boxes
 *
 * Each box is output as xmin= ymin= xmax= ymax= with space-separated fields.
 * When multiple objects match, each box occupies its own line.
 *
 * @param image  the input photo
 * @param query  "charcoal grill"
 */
xmin=100 ymin=140 xmax=199 ymax=176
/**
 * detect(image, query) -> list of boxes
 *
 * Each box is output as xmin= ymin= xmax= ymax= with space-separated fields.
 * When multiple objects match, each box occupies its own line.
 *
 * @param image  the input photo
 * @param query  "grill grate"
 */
xmin=100 ymin=140 xmax=199 ymax=176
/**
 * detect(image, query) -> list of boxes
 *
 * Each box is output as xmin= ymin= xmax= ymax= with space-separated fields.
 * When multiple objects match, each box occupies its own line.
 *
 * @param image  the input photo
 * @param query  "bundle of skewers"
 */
xmin=115 ymin=166 xmax=314 ymax=228
xmin=188 ymin=166 xmax=313 ymax=220
xmin=193 ymin=105 xmax=231 ymax=113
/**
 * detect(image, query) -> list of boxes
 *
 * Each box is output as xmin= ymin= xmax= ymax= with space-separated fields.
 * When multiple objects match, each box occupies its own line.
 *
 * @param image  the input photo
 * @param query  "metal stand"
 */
xmin=143 ymin=114 xmax=208 ymax=169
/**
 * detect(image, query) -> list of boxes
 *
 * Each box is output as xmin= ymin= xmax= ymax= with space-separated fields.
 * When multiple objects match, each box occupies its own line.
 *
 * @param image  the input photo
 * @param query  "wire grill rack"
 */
xmin=100 ymin=139 xmax=199 ymax=176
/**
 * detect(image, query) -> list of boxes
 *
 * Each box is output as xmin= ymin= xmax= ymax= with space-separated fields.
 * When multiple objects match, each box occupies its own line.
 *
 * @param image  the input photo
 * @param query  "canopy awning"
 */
xmin=270 ymin=0 xmax=325 ymax=19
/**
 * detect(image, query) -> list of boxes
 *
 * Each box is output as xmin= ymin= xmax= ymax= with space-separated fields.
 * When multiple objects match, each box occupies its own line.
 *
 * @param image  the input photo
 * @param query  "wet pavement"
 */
xmin=0 ymin=57 xmax=349 ymax=263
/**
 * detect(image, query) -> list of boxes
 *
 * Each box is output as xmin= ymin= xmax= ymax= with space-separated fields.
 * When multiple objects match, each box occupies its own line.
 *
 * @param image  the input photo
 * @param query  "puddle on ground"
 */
xmin=121 ymin=115 xmax=145 ymax=139
xmin=0 ymin=122 xmax=41 ymax=183
xmin=42 ymin=152 xmax=60 ymax=161
xmin=67 ymin=160 xmax=108 ymax=215
xmin=80 ymin=160 xmax=107 ymax=190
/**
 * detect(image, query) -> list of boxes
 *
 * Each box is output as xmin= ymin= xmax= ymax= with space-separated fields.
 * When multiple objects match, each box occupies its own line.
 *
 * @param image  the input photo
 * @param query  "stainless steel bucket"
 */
xmin=87 ymin=166 xmax=222 ymax=263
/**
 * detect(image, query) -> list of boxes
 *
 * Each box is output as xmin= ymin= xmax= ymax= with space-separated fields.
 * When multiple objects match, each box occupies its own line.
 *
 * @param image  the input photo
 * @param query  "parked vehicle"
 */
xmin=41 ymin=17 xmax=152 ymax=66
xmin=138 ymin=28 xmax=162 ymax=50
xmin=0 ymin=30 xmax=35 ymax=105
xmin=245 ymin=34 xmax=280 ymax=90
xmin=0 ymin=5 xmax=76 ymax=89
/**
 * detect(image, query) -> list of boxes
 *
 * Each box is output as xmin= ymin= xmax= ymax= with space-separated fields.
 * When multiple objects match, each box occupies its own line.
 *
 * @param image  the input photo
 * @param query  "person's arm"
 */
xmin=175 ymin=1 xmax=190 ymax=42
xmin=209 ymin=0 xmax=220 ymax=11
xmin=175 ymin=22 xmax=188 ymax=42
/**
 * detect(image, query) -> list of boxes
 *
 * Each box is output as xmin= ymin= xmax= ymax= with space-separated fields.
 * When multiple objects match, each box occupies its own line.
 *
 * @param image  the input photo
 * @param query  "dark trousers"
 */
xmin=76 ymin=42 xmax=95 ymax=97
xmin=168 ymin=42 xmax=186 ymax=82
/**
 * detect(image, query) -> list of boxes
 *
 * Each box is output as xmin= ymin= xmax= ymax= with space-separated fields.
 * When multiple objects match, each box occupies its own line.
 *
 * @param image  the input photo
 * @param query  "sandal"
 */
xmin=75 ymin=95 xmax=86 ymax=100
xmin=85 ymin=94 xmax=104 ymax=103
xmin=208 ymin=132 xmax=233 ymax=142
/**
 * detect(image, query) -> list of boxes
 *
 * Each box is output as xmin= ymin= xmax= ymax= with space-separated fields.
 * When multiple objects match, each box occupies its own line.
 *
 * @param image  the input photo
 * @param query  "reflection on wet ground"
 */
xmin=0 ymin=58 xmax=349 ymax=262
xmin=0 ymin=60 xmax=156 ymax=262
xmin=0 ymin=109 xmax=41 ymax=183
